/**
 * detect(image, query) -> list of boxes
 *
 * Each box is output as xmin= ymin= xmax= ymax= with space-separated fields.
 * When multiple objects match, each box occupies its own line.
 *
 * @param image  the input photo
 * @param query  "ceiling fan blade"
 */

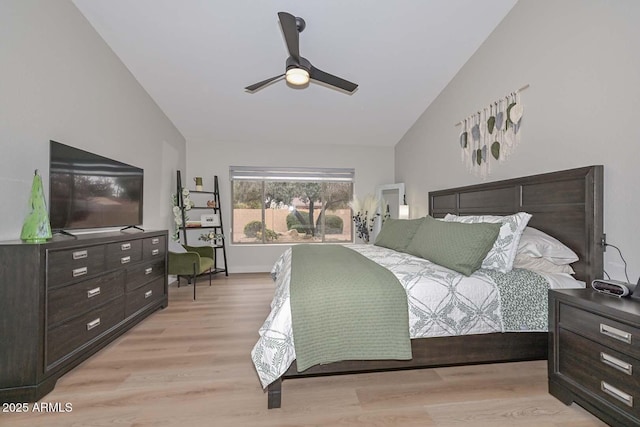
xmin=245 ymin=74 xmax=285 ymax=92
xmin=278 ymin=12 xmax=300 ymax=62
xmin=309 ymin=66 xmax=358 ymax=93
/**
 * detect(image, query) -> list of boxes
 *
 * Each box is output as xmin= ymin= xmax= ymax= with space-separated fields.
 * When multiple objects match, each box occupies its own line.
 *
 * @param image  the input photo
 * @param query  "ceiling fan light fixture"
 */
xmin=285 ymin=67 xmax=309 ymax=85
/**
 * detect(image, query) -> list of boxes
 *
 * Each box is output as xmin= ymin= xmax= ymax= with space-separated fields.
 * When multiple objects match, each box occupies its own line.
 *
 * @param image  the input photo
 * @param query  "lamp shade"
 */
xmin=398 ymin=204 xmax=410 ymax=219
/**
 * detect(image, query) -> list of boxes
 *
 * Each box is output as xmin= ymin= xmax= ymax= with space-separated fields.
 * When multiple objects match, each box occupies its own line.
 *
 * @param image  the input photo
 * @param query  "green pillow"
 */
xmin=405 ymin=216 xmax=501 ymax=276
xmin=374 ymin=218 xmax=423 ymax=252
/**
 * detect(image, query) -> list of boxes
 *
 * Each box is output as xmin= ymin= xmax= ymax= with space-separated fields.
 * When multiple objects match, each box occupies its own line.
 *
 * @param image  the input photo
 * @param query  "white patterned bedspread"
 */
xmin=251 ymin=244 xmax=583 ymax=388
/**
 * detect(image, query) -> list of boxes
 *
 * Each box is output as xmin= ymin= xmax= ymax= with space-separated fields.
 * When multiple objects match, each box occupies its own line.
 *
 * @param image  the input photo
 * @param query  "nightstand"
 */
xmin=549 ymin=289 xmax=640 ymax=426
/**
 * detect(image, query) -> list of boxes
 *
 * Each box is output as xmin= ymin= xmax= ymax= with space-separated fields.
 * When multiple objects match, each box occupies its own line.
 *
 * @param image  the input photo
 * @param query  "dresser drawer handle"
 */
xmin=145 ymin=290 xmax=153 ymax=299
xmin=151 ymin=238 xmax=160 ymax=245
xmin=72 ymin=250 xmax=88 ymax=260
xmin=86 ymin=318 xmax=101 ymax=331
xmin=121 ymin=243 xmax=131 ymax=251
xmin=601 ymin=381 xmax=633 ymax=407
xmin=600 ymin=323 xmax=632 ymax=344
xmin=145 ymin=267 xmax=153 ymax=275
xmin=121 ymin=256 xmax=131 ymax=264
xmin=87 ymin=287 xmax=101 ymax=298
xmin=72 ymin=267 xmax=88 ymax=277
xmin=600 ymin=352 xmax=633 ymax=375
xmin=152 ymin=249 xmax=160 ymax=256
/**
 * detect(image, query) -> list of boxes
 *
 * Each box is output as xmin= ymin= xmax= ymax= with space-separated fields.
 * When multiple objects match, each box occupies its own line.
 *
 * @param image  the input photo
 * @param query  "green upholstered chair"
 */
xmin=167 ymin=241 xmax=215 ymax=300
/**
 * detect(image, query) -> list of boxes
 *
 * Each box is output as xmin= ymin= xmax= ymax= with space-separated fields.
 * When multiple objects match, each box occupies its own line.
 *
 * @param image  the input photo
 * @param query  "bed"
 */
xmin=255 ymin=165 xmax=604 ymax=409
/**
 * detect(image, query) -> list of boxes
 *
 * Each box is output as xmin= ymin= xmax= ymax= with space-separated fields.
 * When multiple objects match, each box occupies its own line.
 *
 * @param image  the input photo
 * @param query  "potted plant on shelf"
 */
xmin=171 ymin=188 xmax=195 ymax=240
xmin=199 ymin=231 xmax=223 ymax=246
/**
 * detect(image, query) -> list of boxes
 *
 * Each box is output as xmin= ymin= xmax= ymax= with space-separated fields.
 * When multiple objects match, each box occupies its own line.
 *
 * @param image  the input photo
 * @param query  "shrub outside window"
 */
xmin=230 ymin=167 xmax=354 ymax=244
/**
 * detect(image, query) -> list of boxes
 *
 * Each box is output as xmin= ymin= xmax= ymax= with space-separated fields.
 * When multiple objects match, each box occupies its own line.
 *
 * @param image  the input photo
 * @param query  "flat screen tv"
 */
xmin=49 ymin=140 xmax=143 ymax=230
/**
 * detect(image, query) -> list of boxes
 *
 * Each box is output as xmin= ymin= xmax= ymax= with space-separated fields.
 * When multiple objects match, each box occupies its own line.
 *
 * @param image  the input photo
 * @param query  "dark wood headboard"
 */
xmin=429 ymin=166 xmax=604 ymax=285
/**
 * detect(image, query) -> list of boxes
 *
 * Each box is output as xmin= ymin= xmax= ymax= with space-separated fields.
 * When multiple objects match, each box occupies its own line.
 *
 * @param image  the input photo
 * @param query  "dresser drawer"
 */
xmin=106 ymin=239 xmax=143 ymax=269
xmin=47 ymin=270 xmax=125 ymax=326
xmin=558 ymin=328 xmax=640 ymax=419
xmin=125 ymin=277 xmax=165 ymax=317
xmin=125 ymin=260 xmax=165 ymax=292
xmin=46 ymin=296 xmax=125 ymax=367
xmin=47 ymin=245 xmax=106 ymax=288
xmin=143 ymin=235 xmax=166 ymax=260
xmin=559 ymin=302 xmax=640 ymax=359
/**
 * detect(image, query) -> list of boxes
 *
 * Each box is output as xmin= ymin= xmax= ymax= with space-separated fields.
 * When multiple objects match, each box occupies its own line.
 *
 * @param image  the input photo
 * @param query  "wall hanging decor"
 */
xmin=455 ymin=84 xmax=528 ymax=178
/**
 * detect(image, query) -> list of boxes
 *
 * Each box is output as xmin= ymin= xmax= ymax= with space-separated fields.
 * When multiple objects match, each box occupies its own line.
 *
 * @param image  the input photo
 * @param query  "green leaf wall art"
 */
xmin=491 ymin=141 xmax=501 ymax=160
xmin=456 ymin=87 xmax=526 ymax=178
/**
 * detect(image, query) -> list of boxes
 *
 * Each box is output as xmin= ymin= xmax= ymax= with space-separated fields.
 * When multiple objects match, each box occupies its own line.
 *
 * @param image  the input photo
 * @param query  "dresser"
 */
xmin=0 ymin=230 xmax=168 ymax=403
xmin=549 ymin=289 xmax=640 ymax=426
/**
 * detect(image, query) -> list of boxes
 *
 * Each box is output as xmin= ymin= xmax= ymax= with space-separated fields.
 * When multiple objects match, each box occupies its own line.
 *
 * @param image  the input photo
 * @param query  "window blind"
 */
xmin=229 ymin=166 xmax=355 ymax=182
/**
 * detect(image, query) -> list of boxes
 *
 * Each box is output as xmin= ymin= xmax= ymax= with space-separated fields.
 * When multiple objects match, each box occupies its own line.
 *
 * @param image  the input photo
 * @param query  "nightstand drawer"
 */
xmin=559 ymin=302 xmax=640 ymax=359
xmin=559 ymin=328 xmax=640 ymax=418
xmin=47 ymin=270 xmax=125 ymax=326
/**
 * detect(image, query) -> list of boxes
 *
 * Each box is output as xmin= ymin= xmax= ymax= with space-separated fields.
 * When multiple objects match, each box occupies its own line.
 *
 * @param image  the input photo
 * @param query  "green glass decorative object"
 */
xmin=20 ymin=170 xmax=52 ymax=243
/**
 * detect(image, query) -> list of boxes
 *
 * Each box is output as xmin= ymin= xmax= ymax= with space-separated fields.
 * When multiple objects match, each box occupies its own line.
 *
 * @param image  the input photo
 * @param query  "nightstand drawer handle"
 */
xmin=601 ymin=381 xmax=633 ymax=407
xmin=87 ymin=287 xmax=101 ymax=298
xmin=600 ymin=352 xmax=633 ymax=375
xmin=86 ymin=318 xmax=101 ymax=331
xmin=72 ymin=250 xmax=88 ymax=260
xmin=121 ymin=243 xmax=131 ymax=251
xmin=121 ymin=256 xmax=131 ymax=264
xmin=145 ymin=267 xmax=153 ymax=275
xmin=145 ymin=290 xmax=153 ymax=299
xmin=152 ymin=249 xmax=159 ymax=255
xmin=151 ymin=238 xmax=159 ymax=244
xmin=72 ymin=267 xmax=88 ymax=277
xmin=600 ymin=323 xmax=632 ymax=344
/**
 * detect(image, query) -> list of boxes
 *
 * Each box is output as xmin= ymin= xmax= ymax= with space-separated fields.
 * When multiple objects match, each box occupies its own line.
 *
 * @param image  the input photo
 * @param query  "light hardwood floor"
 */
xmin=2 ymin=273 xmax=607 ymax=427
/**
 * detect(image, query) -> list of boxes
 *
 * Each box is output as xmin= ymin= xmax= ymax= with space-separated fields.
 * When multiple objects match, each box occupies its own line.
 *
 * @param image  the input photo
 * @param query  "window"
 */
xmin=230 ymin=166 xmax=354 ymax=244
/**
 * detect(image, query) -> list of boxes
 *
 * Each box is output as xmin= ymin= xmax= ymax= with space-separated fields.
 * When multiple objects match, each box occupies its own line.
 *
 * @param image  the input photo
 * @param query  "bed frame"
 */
xmin=266 ymin=165 xmax=604 ymax=409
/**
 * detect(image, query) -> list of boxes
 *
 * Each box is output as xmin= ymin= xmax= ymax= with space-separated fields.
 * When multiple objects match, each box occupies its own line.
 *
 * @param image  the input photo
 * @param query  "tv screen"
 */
xmin=49 ymin=140 xmax=143 ymax=230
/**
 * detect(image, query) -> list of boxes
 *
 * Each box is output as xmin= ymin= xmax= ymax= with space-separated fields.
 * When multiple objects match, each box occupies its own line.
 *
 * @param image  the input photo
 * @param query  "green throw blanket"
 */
xmin=290 ymin=244 xmax=411 ymax=371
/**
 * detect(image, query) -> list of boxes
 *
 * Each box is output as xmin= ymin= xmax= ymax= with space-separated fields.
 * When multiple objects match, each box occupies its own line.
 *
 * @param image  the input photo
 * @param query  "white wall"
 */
xmin=186 ymin=140 xmax=394 ymax=272
xmin=0 ymin=0 xmax=186 ymax=241
xmin=396 ymin=0 xmax=640 ymax=283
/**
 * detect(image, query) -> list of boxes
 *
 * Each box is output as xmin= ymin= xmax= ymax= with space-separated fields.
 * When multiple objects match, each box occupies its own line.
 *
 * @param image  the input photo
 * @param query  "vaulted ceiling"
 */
xmin=73 ymin=0 xmax=517 ymax=147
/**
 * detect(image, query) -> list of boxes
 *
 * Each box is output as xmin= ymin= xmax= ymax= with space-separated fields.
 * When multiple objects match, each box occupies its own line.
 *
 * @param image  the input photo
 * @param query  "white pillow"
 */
xmin=444 ymin=212 xmax=531 ymax=273
xmin=517 ymin=227 xmax=578 ymax=265
xmin=513 ymin=253 xmax=575 ymax=274
xmin=168 ymin=239 xmax=188 ymax=253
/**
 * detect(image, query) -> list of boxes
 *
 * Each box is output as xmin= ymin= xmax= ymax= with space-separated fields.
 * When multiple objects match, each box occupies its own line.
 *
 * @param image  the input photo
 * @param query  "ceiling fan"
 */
xmin=245 ymin=12 xmax=358 ymax=94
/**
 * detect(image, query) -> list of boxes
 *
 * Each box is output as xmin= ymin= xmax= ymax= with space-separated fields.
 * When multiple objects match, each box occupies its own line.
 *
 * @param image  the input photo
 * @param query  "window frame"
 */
xmin=230 ymin=166 xmax=355 ymax=245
